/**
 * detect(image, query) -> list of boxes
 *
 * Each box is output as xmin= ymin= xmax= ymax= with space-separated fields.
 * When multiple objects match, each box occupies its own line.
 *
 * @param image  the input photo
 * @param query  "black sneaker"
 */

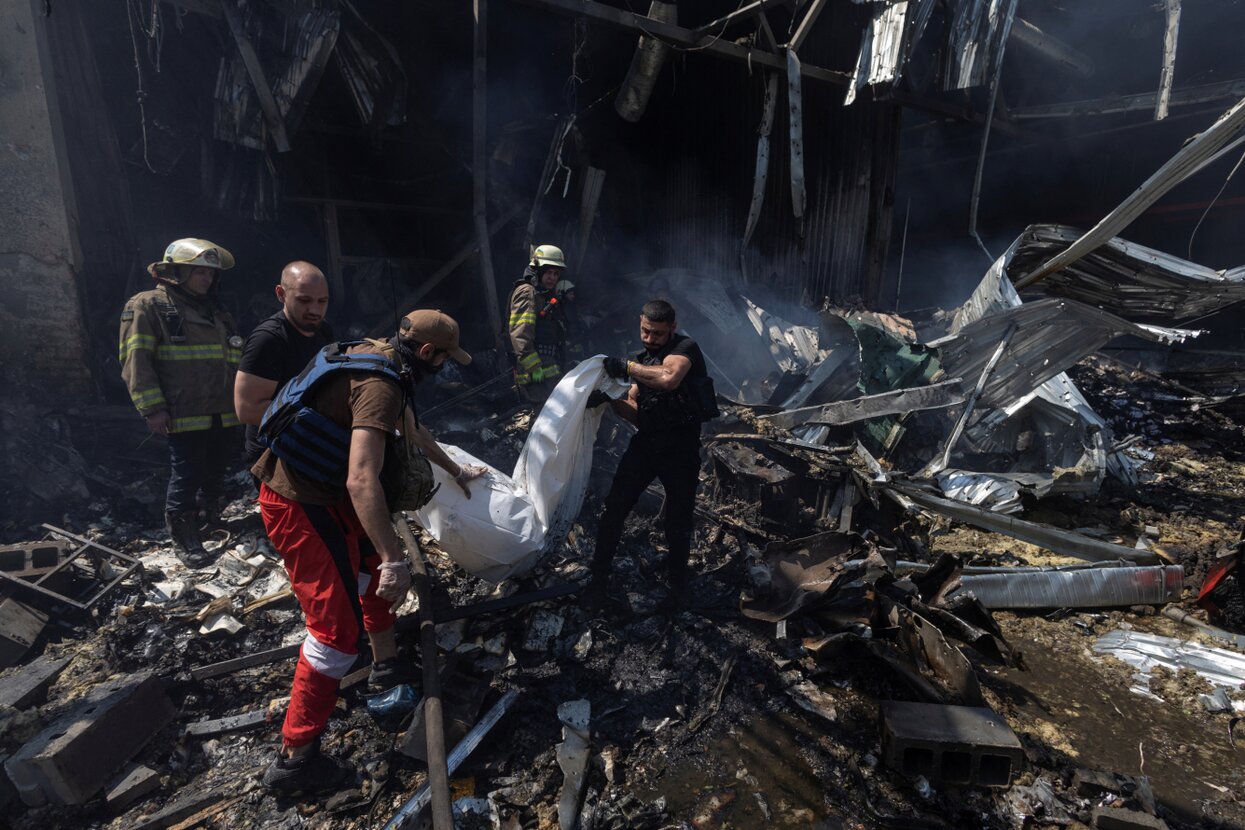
xmin=262 ymin=741 xmax=352 ymax=795
xmin=368 ymin=657 xmax=418 ymax=694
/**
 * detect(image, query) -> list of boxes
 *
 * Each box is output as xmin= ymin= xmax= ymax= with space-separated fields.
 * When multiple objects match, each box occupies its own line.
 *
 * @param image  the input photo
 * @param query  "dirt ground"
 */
xmin=4 ymin=356 xmax=1245 ymax=829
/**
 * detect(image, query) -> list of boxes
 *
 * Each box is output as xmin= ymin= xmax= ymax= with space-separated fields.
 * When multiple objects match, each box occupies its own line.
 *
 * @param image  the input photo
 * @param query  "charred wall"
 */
xmin=0 ymin=0 xmax=93 ymax=404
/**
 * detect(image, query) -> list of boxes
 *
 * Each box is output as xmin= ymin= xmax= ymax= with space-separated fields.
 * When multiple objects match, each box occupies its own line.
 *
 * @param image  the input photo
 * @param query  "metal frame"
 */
xmin=0 ymin=525 xmax=144 ymax=612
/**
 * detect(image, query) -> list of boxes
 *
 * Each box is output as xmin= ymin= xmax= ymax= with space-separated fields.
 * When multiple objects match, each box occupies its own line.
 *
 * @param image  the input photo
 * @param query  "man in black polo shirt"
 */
xmin=235 ymin=262 xmax=334 ymax=467
xmin=582 ymin=299 xmax=710 ymax=612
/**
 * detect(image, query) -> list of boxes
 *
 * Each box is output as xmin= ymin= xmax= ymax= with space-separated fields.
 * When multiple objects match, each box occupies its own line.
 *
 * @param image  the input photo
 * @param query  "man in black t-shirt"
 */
xmin=582 ymin=299 xmax=709 ymax=613
xmin=235 ymin=262 xmax=334 ymax=466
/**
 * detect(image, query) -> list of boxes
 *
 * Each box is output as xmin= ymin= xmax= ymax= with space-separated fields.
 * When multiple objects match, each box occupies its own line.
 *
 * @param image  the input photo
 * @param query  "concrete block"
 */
xmin=1093 ymin=806 xmax=1169 ymax=830
xmin=0 ymin=541 xmax=69 ymax=578
xmin=5 ymin=671 xmax=174 ymax=805
xmin=105 ymin=763 xmax=160 ymax=812
xmin=0 ymin=655 xmax=71 ymax=709
xmin=880 ymin=701 xmax=1025 ymax=788
xmin=0 ymin=599 xmax=47 ymax=668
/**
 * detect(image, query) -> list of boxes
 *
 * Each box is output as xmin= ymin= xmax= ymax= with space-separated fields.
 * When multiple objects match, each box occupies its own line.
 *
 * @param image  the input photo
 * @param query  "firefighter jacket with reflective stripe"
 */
xmin=119 ymin=284 xmax=242 ymax=433
xmin=508 ymin=275 xmax=565 ymax=385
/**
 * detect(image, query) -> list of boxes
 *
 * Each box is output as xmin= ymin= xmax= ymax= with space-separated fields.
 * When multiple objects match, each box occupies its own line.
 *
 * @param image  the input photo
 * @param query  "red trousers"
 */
xmin=259 ymin=484 xmax=396 ymax=747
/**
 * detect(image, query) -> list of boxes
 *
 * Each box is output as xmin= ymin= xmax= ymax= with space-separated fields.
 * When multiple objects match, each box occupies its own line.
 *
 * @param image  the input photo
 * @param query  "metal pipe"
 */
xmin=1010 ymin=17 xmax=1095 ymax=78
xmin=384 ymin=690 xmax=520 ymax=829
xmin=393 ymin=517 xmax=452 ymax=830
xmin=1163 ymin=605 xmax=1245 ymax=650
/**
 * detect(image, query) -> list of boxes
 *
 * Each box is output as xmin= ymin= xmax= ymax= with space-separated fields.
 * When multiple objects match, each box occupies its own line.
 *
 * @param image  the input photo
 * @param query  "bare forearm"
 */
xmin=347 ymin=476 xmax=402 ymax=561
xmin=411 ymin=423 xmax=461 ymax=476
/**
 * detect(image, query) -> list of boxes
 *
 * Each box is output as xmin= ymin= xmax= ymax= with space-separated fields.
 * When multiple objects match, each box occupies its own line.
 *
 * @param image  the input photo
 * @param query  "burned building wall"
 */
xmin=0 ymin=0 xmax=93 ymax=403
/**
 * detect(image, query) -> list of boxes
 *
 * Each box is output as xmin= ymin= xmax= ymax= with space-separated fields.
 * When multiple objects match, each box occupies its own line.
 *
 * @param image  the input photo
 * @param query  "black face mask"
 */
xmin=417 ymin=356 xmax=445 ymax=375
xmin=391 ymin=335 xmax=445 ymax=377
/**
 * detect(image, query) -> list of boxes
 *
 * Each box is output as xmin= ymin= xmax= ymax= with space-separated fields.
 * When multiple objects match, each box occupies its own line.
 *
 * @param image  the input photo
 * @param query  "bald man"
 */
xmin=236 ymin=262 xmax=334 ymax=467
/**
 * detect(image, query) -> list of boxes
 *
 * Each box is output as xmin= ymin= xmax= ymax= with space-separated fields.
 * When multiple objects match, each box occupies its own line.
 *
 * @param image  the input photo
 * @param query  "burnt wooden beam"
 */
xmin=692 ymin=0 xmax=790 ymax=35
xmin=513 ymin=0 xmax=851 ymax=87
xmin=474 ymin=0 xmax=508 ymax=361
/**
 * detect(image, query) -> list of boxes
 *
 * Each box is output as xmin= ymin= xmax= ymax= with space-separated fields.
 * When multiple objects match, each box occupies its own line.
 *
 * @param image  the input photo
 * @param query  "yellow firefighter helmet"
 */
xmin=530 ymin=244 xmax=567 ymax=270
xmin=148 ymin=238 xmax=235 ymax=282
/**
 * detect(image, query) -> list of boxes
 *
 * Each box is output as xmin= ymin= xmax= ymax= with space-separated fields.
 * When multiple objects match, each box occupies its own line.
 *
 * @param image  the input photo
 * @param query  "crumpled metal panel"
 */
xmin=845 ymin=0 xmax=938 ymax=105
xmin=213 ymin=5 xmax=341 ymax=150
xmin=932 ymin=296 xmax=1196 ymax=410
xmin=1004 ymin=224 xmax=1245 ymax=323
xmin=743 ymin=296 xmax=823 ymax=372
xmin=934 ymin=470 xmax=1031 ymax=513
xmin=1093 ymin=629 xmax=1245 ymax=700
xmin=943 ymin=0 xmax=1018 ymax=91
xmin=335 ymin=0 xmax=407 ymax=129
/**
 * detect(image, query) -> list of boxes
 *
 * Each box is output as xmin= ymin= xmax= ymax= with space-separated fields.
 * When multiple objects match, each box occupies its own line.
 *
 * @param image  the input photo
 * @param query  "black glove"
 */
xmin=603 ymin=357 xmax=629 ymax=379
xmin=586 ymin=390 xmax=612 ymax=408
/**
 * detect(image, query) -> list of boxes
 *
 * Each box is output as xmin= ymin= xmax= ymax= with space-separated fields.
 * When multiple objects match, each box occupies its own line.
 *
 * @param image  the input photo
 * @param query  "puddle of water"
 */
xmin=642 ymin=711 xmax=848 ymax=828
xmin=995 ymin=637 xmax=1245 ymax=819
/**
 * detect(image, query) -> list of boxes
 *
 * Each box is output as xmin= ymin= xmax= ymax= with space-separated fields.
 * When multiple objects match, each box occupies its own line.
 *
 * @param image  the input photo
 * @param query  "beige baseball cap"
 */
xmin=400 ymin=309 xmax=471 ymax=365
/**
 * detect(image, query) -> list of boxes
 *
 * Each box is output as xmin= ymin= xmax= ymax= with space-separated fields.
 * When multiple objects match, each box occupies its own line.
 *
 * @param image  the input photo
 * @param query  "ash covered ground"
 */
xmin=2 ymin=356 xmax=1245 ymax=830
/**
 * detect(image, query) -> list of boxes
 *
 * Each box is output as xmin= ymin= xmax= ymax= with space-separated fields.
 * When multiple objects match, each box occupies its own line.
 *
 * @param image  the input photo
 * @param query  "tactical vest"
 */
xmin=258 ymin=341 xmax=413 ymax=486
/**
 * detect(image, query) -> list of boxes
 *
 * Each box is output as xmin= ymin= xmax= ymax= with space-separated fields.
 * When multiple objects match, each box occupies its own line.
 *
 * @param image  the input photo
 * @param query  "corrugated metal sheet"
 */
xmin=645 ymin=1 xmax=899 ymax=306
xmin=943 ymin=0 xmax=1017 ymax=91
xmin=1006 ymin=224 xmax=1245 ymax=323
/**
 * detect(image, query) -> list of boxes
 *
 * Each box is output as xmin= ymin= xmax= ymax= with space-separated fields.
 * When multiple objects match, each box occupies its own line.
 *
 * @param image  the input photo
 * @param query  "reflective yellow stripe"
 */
xmin=119 ymin=334 xmax=156 ymax=362
xmin=518 ymin=353 xmax=541 ymax=370
xmin=509 ymin=312 xmax=537 ymax=326
xmin=130 ymin=388 xmax=166 ymax=409
xmin=156 ymin=344 xmax=227 ymax=361
xmin=544 ymin=364 xmax=561 ymax=377
xmin=227 ymin=348 xmax=242 ymax=364
xmin=171 ymin=415 xmax=214 ymax=433
xmin=170 ymin=413 xmax=240 ymax=433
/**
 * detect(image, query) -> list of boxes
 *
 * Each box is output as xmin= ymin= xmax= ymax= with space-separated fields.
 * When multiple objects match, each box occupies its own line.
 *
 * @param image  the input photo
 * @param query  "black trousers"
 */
xmin=592 ymin=425 xmax=701 ymax=586
xmin=165 ymin=420 xmax=238 ymax=515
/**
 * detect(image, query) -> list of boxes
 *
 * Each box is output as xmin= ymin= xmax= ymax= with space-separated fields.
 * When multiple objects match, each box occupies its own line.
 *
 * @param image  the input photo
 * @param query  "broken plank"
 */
xmin=0 ymin=655 xmax=70 ymax=709
xmin=105 ymin=764 xmax=160 ymax=812
xmin=182 ymin=707 xmax=276 ymax=739
xmin=167 ymin=796 xmax=245 ymax=830
xmin=189 ymin=642 xmax=300 ymax=681
xmin=130 ymin=789 xmax=233 ymax=830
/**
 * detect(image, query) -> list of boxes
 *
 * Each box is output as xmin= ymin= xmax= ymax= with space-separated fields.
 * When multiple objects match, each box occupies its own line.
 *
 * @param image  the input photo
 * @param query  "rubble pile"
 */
xmin=6 ymin=220 xmax=1245 ymax=828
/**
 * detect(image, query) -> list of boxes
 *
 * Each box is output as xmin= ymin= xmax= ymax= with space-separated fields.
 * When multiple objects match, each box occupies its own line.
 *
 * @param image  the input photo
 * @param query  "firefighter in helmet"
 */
xmin=508 ymin=244 xmax=571 ymax=404
xmin=119 ymin=238 xmax=243 ymax=568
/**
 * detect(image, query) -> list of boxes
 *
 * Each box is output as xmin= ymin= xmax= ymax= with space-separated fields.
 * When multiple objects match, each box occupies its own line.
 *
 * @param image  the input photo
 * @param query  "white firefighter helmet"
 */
xmin=148 ymin=238 xmax=235 ymax=282
xmin=530 ymin=244 xmax=567 ymax=270
xmin=555 ymin=279 xmax=576 ymax=296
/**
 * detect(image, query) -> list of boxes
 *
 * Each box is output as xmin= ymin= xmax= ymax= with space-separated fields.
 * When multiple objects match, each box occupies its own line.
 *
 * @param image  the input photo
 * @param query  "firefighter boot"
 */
xmin=166 ymin=511 xmax=213 ymax=569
